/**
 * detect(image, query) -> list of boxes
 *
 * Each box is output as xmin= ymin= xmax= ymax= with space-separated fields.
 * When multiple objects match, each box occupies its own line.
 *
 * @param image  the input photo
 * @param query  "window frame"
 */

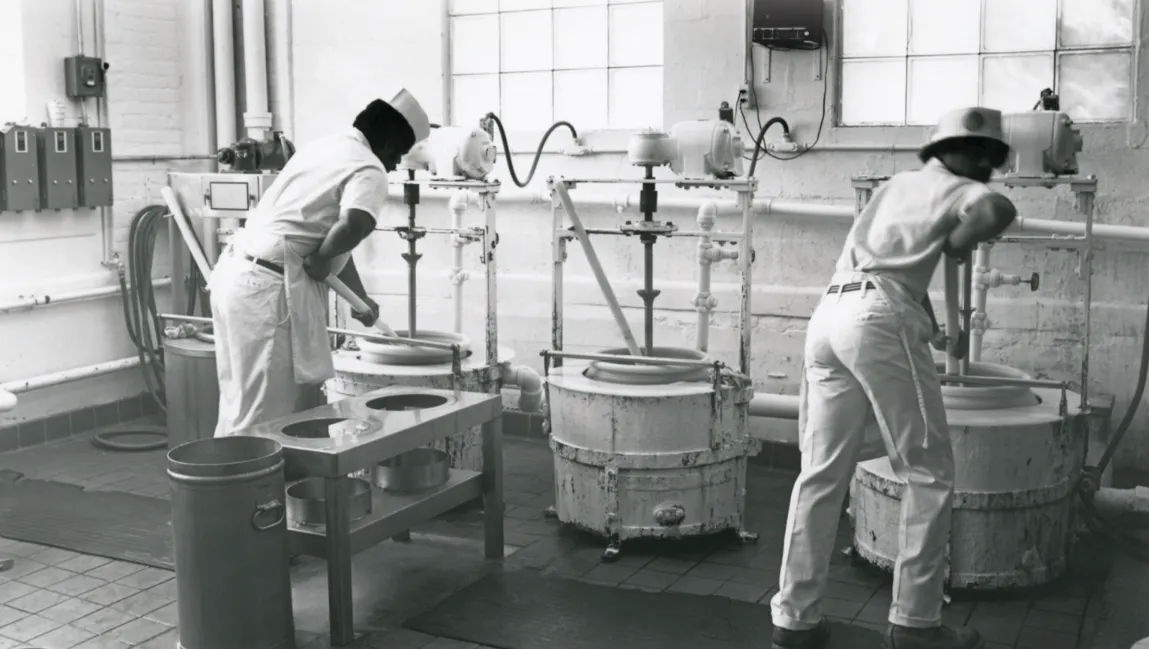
xmin=831 ymin=0 xmax=1144 ymax=137
xmin=442 ymin=1 xmax=665 ymax=155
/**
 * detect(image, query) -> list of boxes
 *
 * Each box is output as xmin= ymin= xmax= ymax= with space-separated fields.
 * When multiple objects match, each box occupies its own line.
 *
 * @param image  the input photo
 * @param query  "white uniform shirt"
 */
xmin=835 ymin=159 xmax=997 ymax=301
xmin=240 ymin=128 xmax=389 ymax=264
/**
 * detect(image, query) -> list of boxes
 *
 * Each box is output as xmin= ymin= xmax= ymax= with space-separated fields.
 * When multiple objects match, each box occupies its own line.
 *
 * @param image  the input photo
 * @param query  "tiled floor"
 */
xmin=0 ymin=429 xmax=1116 ymax=648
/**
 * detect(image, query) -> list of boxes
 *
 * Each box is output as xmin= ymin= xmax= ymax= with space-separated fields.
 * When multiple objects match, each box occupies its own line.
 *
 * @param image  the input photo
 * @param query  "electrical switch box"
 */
xmin=64 ymin=55 xmax=106 ymax=99
xmin=37 ymin=128 xmax=79 ymax=210
xmin=752 ymin=0 xmax=824 ymax=50
xmin=75 ymin=126 xmax=113 ymax=207
xmin=0 ymin=126 xmax=42 ymax=212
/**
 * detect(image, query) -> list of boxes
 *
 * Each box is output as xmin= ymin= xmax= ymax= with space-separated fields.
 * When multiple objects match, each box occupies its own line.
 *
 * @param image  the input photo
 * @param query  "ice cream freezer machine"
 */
xmin=232 ymin=385 xmax=505 ymax=647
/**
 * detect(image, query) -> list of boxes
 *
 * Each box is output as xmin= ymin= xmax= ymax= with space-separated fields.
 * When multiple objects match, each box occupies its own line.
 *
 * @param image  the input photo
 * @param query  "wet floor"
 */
xmin=0 ymin=426 xmax=1132 ymax=648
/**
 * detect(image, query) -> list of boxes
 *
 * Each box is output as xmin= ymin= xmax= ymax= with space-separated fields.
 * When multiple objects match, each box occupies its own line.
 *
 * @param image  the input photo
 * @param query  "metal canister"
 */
xmin=168 ymin=436 xmax=295 ymax=649
xmin=163 ymin=337 xmax=220 ymax=447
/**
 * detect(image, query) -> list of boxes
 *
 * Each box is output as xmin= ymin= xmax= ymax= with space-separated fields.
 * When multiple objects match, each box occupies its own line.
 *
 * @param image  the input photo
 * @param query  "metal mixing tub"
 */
xmin=286 ymin=477 xmax=373 ymax=526
xmin=372 ymin=448 xmax=449 ymax=492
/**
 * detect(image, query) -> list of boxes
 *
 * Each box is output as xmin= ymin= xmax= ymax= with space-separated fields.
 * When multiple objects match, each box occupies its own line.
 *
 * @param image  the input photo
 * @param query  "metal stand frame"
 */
xmin=851 ymin=174 xmax=1098 ymax=410
xmin=543 ymin=175 xmax=760 ymax=559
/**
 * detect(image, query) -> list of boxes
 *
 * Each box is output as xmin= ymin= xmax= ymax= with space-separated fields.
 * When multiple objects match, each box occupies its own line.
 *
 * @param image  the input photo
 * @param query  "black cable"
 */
xmin=483 ymin=113 xmax=578 ymax=188
xmin=764 ymin=28 xmax=828 ymax=162
xmin=746 ymin=117 xmax=792 ymax=178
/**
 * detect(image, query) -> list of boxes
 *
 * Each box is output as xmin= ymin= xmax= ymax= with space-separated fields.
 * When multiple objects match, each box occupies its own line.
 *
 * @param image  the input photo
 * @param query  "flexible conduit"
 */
xmin=483 ymin=113 xmax=578 ymax=188
xmin=95 ymin=204 xmax=203 ymax=452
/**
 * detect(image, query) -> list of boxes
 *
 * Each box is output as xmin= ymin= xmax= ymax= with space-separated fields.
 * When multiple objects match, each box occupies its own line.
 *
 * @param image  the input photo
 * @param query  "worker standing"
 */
xmin=209 ymin=90 xmax=431 ymax=436
xmin=769 ymin=107 xmax=1018 ymax=649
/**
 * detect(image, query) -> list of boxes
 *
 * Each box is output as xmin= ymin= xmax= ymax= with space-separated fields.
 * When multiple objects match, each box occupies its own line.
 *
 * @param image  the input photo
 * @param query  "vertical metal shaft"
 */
xmin=960 ymin=259 xmax=973 ymax=376
xmin=401 ymin=170 xmax=421 ymax=337
xmin=550 ymin=188 xmax=565 ymax=368
xmin=635 ymin=165 xmax=660 ymax=356
xmin=1076 ymin=181 xmax=1096 ymax=410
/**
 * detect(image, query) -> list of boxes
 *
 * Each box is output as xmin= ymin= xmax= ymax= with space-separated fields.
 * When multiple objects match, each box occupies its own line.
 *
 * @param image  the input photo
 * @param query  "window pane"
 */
xmin=907 ymin=56 xmax=978 ymax=126
xmin=452 ymin=15 xmax=500 ymax=75
xmin=555 ymin=69 xmax=608 ymax=129
xmin=981 ymin=54 xmax=1054 ymax=113
xmin=609 ymin=67 xmax=661 ymax=129
xmin=501 ymin=10 xmax=552 ymax=72
xmin=842 ymin=0 xmax=908 ymax=58
xmin=501 ymin=72 xmax=553 ymax=129
xmin=453 ymin=75 xmax=500 ymax=126
xmin=840 ymin=59 xmax=907 ymax=126
xmin=501 ymin=0 xmax=552 ymax=9
xmin=982 ymin=0 xmax=1056 ymax=52
xmin=1060 ymin=0 xmax=1135 ymax=48
xmin=1058 ymin=51 xmax=1132 ymax=122
xmin=909 ymin=0 xmax=980 ymax=55
xmin=609 ymin=2 xmax=663 ymax=67
xmin=451 ymin=0 xmax=499 ymax=15
xmin=555 ymin=0 xmax=606 ymax=6
xmin=555 ymin=6 xmax=608 ymax=69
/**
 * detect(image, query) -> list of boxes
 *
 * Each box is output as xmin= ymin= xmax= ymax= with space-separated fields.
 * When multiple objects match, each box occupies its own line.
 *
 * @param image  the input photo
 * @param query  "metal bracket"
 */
xmin=395 ymin=226 xmax=427 ymax=242
xmin=619 ymin=220 xmax=677 ymax=237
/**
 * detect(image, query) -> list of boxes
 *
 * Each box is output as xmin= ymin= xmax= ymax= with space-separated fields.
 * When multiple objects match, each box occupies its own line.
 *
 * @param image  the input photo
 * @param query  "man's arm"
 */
xmin=315 ymin=208 xmax=376 ymax=262
xmin=946 ymin=191 xmax=1017 ymax=257
xmin=336 ymin=255 xmax=368 ymax=299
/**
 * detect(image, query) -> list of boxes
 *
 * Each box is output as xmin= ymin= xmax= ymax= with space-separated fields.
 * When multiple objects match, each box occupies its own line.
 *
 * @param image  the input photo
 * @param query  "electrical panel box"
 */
xmin=37 ymin=128 xmax=79 ymax=210
xmin=0 ymin=126 xmax=42 ymax=212
xmin=64 ymin=55 xmax=106 ymax=99
xmin=75 ymin=126 xmax=113 ymax=207
xmin=752 ymin=0 xmax=824 ymax=49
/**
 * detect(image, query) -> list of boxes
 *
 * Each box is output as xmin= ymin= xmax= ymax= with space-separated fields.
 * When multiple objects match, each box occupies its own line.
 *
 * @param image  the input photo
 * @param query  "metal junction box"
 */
xmin=37 ymin=128 xmax=79 ymax=209
xmin=76 ymin=126 xmax=113 ymax=207
xmin=64 ymin=55 xmax=106 ymax=99
xmin=751 ymin=0 xmax=824 ymax=49
xmin=0 ymin=126 xmax=42 ymax=212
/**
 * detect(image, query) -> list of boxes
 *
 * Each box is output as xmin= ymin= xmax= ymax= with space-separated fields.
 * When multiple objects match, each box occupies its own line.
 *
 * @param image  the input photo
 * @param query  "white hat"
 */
xmin=919 ymin=107 xmax=1009 ymax=163
xmin=388 ymin=88 xmax=431 ymax=144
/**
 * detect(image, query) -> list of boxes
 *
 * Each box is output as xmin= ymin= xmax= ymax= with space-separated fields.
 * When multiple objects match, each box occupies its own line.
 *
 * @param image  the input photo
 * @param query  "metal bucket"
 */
xmin=163 ymin=337 xmax=219 ymax=448
xmin=372 ymin=448 xmax=449 ymax=492
xmin=286 ymin=478 xmax=372 ymax=526
xmin=168 ymin=436 xmax=294 ymax=649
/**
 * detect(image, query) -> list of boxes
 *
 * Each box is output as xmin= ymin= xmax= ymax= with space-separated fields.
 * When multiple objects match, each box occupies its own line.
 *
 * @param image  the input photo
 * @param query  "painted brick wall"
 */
xmin=0 ymin=0 xmax=189 ymax=434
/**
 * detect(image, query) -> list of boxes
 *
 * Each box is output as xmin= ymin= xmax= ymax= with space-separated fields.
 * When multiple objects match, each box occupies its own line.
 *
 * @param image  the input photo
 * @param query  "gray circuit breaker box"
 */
xmin=0 ymin=125 xmax=41 ymax=212
xmin=76 ymin=126 xmax=113 ymax=207
xmin=38 ymin=128 xmax=79 ymax=210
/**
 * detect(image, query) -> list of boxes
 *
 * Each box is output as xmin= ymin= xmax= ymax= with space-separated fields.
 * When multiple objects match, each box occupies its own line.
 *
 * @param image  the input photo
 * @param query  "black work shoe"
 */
xmin=772 ymin=621 xmax=831 ymax=649
xmin=882 ymin=624 xmax=984 ymax=649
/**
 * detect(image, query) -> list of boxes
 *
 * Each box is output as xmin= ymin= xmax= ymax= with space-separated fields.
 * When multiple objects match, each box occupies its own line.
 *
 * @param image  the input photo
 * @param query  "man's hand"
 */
xmin=303 ymin=254 xmax=333 ymax=281
xmin=351 ymin=296 xmax=380 ymax=327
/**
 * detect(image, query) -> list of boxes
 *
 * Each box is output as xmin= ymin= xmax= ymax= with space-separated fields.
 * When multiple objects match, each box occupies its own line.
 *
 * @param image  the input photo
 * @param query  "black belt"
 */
xmin=826 ymin=281 xmax=875 ymax=295
xmin=243 ymin=253 xmax=284 ymax=275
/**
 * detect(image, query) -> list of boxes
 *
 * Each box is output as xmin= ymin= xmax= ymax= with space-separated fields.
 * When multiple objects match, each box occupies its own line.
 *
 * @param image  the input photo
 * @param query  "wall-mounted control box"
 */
xmin=64 ymin=55 xmax=107 ymax=99
xmin=76 ymin=126 xmax=113 ymax=207
xmin=0 ymin=126 xmax=42 ymax=212
xmin=38 ymin=128 xmax=79 ymax=210
xmin=752 ymin=0 xmax=824 ymax=49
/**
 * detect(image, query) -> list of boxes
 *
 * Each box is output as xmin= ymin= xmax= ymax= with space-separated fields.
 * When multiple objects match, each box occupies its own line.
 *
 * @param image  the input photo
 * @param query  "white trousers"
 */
xmin=771 ymin=272 xmax=954 ymax=630
xmin=210 ymin=254 xmax=302 ymax=436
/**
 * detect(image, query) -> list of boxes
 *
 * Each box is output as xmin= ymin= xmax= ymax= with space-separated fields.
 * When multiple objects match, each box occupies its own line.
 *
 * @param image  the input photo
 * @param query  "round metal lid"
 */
xmin=584 ymin=347 xmax=711 ymax=385
xmin=357 ymin=330 xmax=472 ymax=366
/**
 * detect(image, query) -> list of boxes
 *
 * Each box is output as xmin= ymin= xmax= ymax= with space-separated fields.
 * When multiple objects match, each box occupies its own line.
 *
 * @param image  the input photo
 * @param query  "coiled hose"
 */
xmin=1078 ymin=295 xmax=1149 ymax=561
xmin=95 ymin=204 xmax=200 ymax=452
xmin=482 ymin=113 xmax=578 ymax=188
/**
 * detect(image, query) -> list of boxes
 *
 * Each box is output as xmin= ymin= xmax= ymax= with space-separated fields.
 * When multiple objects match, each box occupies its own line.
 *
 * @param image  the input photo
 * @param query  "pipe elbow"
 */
xmin=0 ymin=389 xmax=17 ymax=413
xmin=505 ymin=364 xmax=544 ymax=413
xmin=748 ymin=393 xmax=800 ymax=420
xmin=448 ymin=191 xmax=469 ymax=215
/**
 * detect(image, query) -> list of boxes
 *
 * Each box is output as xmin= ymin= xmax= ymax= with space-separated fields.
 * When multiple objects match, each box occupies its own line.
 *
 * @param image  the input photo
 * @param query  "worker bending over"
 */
xmin=770 ymin=107 xmax=1018 ymax=649
xmin=210 ymin=90 xmax=431 ymax=436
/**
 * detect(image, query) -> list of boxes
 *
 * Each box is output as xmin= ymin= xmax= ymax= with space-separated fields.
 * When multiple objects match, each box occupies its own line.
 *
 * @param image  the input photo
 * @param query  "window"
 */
xmin=448 ymin=0 xmax=664 ymax=132
xmin=839 ymin=0 xmax=1136 ymax=126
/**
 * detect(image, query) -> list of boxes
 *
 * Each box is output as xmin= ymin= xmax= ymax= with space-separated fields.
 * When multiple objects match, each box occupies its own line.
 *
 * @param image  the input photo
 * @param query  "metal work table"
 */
xmin=237 ymin=386 xmax=505 ymax=647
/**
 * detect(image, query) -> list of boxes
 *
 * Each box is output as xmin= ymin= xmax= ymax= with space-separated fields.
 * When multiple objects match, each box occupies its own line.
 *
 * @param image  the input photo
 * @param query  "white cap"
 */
xmin=389 ymin=88 xmax=431 ymax=144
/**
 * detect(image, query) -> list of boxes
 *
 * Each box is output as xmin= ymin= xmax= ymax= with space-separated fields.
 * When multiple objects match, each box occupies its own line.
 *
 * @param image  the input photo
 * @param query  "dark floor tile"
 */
xmin=714 ymin=581 xmax=768 ymax=603
xmin=1015 ymin=625 xmax=1078 ymax=649
xmin=581 ymin=563 xmax=638 ymax=584
xmin=645 ymin=557 xmax=698 ymax=575
xmin=622 ymin=569 xmax=678 ymax=591
xmin=1024 ymin=607 xmax=1082 ymax=635
xmin=821 ymin=597 xmax=864 ymax=619
xmin=16 ymin=420 xmax=45 ymax=448
xmin=667 ymin=575 xmax=723 ymax=596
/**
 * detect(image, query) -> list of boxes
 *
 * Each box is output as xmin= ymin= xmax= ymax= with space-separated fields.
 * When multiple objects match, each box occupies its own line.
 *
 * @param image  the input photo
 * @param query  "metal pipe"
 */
xmin=213 ymin=0 xmax=240 ymax=252
xmin=241 ymin=0 xmax=272 ymax=140
xmin=551 ymin=192 xmax=565 ymax=368
xmin=936 ymin=374 xmax=1066 ymax=390
xmin=448 ymin=193 xmax=470 ymax=334
xmin=943 ymin=257 xmax=962 ymax=375
xmin=503 ymin=365 xmax=543 ymax=413
xmin=637 ymin=166 xmax=659 ymax=356
xmin=696 ymin=203 xmax=717 ymax=352
xmin=971 ymin=244 xmax=992 ymax=362
xmin=748 ymin=393 xmax=800 ymax=419
xmin=1 ymin=357 xmax=142 ymax=395
xmin=0 ymin=278 xmax=172 ymax=315
xmin=738 ymin=190 xmax=755 ymax=375
xmin=0 ymin=389 xmax=15 ymax=413
xmin=1077 ymin=186 xmax=1096 ymax=410
xmin=268 ymin=0 xmax=293 ymax=138
xmin=114 ymin=154 xmax=218 ymax=163
xmin=551 ymin=182 xmax=642 ymax=356
xmin=544 ymin=350 xmax=722 ymax=369
xmin=481 ymin=188 xmax=500 ymax=369
xmin=960 ymin=258 xmax=973 ymax=376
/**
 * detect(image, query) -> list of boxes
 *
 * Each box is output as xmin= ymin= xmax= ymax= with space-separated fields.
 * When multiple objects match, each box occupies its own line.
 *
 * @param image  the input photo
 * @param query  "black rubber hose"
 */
xmin=98 ymin=204 xmax=172 ymax=452
xmin=484 ymin=113 xmax=578 ymax=188
xmin=746 ymin=116 xmax=791 ymax=179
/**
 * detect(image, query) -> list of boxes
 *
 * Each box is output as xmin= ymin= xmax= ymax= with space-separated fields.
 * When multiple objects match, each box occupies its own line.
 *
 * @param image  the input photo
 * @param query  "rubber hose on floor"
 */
xmin=92 ymin=424 xmax=169 ymax=452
